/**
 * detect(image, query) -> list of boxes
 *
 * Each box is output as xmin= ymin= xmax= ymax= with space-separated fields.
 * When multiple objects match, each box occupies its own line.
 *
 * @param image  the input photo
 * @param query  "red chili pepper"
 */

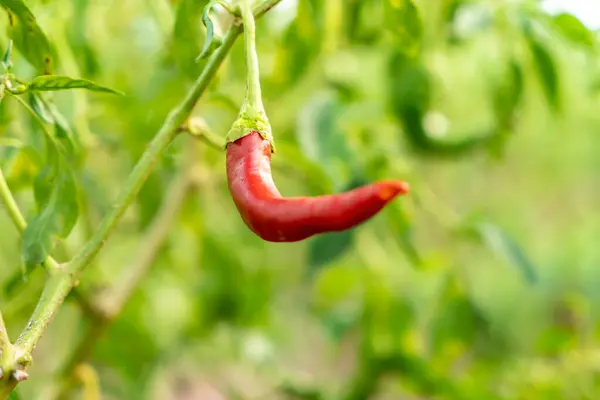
xmin=226 ymin=131 xmax=409 ymax=242
xmin=224 ymin=1 xmax=409 ymax=242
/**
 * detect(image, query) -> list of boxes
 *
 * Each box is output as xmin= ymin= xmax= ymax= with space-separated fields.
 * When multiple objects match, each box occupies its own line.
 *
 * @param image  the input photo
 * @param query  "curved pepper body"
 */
xmin=226 ymin=131 xmax=410 ymax=242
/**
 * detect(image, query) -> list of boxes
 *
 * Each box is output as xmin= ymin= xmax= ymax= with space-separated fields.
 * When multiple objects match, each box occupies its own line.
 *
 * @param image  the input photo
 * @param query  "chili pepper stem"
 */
xmin=226 ymin=0 xmax=274 ymax=152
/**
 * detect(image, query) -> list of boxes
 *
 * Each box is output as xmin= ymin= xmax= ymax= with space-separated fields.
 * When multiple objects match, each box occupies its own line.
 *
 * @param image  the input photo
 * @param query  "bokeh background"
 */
xmin=0 ymin=0 xmax=600 ymax=399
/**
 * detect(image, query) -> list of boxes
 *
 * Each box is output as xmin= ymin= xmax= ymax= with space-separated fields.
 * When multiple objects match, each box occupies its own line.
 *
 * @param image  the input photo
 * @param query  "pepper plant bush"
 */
xmin=0 ymin=0 xmax=599 ymax=399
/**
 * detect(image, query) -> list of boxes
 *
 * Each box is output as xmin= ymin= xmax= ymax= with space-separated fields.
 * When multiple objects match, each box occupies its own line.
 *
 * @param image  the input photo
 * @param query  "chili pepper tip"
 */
xmin=377 ymin=181 xmax=410 ymax=201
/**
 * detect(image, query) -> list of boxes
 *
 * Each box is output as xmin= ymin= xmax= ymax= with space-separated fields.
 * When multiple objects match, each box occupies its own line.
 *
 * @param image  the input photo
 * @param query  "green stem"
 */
xmin=0 ymin=168 xmax=26 ymax=232
xmin=242 ymin=0 xmax=263 ymax=114
xmin=0 ymin=2 xmax=283 ymax=396
xmin=225 ymin=0 xmax=274 ymax=149
xmin=0 ymin=309 xmax=12 ymax=365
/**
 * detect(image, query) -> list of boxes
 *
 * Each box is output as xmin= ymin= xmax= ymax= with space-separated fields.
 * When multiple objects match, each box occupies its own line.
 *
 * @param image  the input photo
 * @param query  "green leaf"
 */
xmin=432 ymin=274 xmax=492 ymax=351
xmin=387 ymin=50 xmax=494 ymax=156
xmin=1 ymin=0 xmax=54 ymax=74
xmin=27 ymin=75 xmax=123 ymax=95
xmin=2 ymin=39 xmax=13 ymax=70
xmin=28 ymin=91 xmax=52 ymax=123
xmin=27 ymin=92 xmax=77 ymax=160
xmin=32 ymin=136 xmax=57 ymax=208
xmin=0 ymin=136 xmax=23 ymax=149
xmin=66 ymin=0 xmax=100 ymax=77
xmin=387 ymin=203 xmax=421 ymax=267
xmin=196 ymin=1 xmax=225 ymax=61
xmin=296 ymin=91 xmax=353 ymax=184
xmin=272 ymin=142 xmax=333 ymax=195
xmin=164 ymin=0 xmax=208 ymax=79
xmin=383 ymin=0 xmax=423 ymax=52
xmin=521 ymin=21 xmax=560 ymax=112
xmin=37 ymin=94 xmax=78 ymax=159
xmin=270 ymin=0 xmax=320 ymax=86
xmin=551 ymin=13 xmax=595 ymax=49
xmin=493 ymin=60 xmax=524 ymax=118
xmin=308 ymin=230 xmax=355 ymax=274
xmin=528 ymin=38 xmax=560 ymax=111
xmin=475 ymin=222 xmax=538 ymax=285
xmin=22 ymin=158 xmax=78 ymax=267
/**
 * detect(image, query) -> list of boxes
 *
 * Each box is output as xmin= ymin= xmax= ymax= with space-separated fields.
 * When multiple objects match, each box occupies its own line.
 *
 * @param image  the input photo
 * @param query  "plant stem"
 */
xmin=0 ymin=168 xmax=26 ymax=232
xmin=0 ymin=1 xmax=283 ymax=396
xmin=0 ymin=310 xmax=11 ymax=361
xmin=241 ymin=0 xmax=264 ymax=114
xmin=101 ymin=156 xmax=193 ymax=318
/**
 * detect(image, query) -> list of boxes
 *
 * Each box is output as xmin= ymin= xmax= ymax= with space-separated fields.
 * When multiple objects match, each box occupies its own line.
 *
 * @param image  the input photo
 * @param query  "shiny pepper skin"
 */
xmin=226 ymin=131 xmax=410 ymax=242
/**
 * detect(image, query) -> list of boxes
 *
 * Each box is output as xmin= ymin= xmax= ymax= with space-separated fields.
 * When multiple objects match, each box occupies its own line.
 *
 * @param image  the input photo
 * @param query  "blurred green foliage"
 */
xmin=0 ymin=0 xmax=599 ymax=399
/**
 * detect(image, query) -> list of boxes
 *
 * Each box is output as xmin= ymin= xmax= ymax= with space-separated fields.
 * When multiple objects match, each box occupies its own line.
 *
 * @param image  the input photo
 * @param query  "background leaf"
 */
xmin=551 ymin=13 xmax=595 ymax=49
xmin=27 ymin=75 xmax=123 ymax=95
xmin=1 ymin=0 xmax=54 ymax=74
xmin=384 ymin=0 xmax=423 ymax=52
xmin=522 ymin=22 xmax=561 ymax=112
xmin=21 ymin=156 xmax=78 ymax=267
xmin=473 ymin=221 xmax=538 ymax=285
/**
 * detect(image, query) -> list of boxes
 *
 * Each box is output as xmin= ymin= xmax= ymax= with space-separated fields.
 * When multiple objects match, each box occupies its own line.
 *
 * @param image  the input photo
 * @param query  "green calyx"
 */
xmin=225 ymin=102 xmax=275 ymax=153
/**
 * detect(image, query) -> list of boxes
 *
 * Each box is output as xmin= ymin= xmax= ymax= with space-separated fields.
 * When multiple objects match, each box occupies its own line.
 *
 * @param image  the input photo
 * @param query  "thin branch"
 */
xmin=181 ymin=117 xmax=226 ymax=150
xmin=0 ymin=168 xmax=26 ymax=232
xmin=0 ymin=310 xmax=11 ymax=364
xmin=103 ymin=163 xmax=192 ymax=318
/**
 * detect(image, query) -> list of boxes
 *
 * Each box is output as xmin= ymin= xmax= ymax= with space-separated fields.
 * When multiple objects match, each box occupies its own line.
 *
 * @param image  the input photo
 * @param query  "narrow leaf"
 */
xmin=1 ymin=0 xmax=54 ymax=74
xmin=21 ymin=196 xmax=57 ymax=267
xmin=520 ymin=19 xmax=561 ymax=112
xmin=551 ymin=13 xmax=595 ymax=49
xmin=308 ymin=230 xmax=355 ymax=274
xmin=296 ymin=92 xmax=353 ymax=183
xmin=2 ymin=39 xmax=13 ymax=70
xmin=22 ymin=159 xmax=79 ymax=267
xmin=196 ymin=1 xmax=224 ymax=61
xmin=528 ymin=38 xmax=560 ymax=111
xmin=492 ymin=59 xmax=524 ymax=124
xmin=476 ymin=222 xmax=538 ymax=285
xmin=66 ymin=0 xmax=100 ymax=77
xmin=27 ymin=75 xmax=123 ymax=95
xmin=32 ymin=136 xmax=58 ymax=208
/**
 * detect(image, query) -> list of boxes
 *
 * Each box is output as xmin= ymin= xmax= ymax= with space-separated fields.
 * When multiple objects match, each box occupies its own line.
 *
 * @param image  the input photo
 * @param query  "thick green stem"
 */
xmin=0 ymin=1 xmax=283 ymax=396
xmin=242 ymin=0 xmax=263 ymax=114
